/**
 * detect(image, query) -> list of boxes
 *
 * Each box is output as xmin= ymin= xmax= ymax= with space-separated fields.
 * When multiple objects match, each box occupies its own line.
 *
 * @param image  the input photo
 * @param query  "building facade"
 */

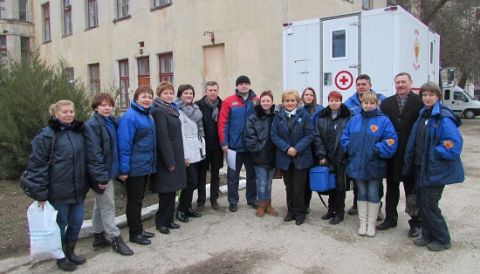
xmin=0 ymin=0 xmax=34 ymax=66
xmin=32 ymin=0 xmax=386 ymax=107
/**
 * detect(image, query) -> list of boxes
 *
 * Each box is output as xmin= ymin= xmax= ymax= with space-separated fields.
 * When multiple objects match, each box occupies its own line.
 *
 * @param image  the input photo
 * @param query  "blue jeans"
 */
xmin=227 ymin=151 xmax=257 ymax=206
xmin=254 ymin=165 xmax=274 ymax=201
xmin=356 ymin=180 xmax=380 ymax=203
xmin=50 ymin=201 xmax=85 ymax=242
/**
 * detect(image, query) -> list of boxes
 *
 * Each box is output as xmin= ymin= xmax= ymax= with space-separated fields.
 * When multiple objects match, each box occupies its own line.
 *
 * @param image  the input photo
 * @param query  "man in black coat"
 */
xmin=378 ymin=72 xmax=424 ymax=237
xmin=195 ymin=81 xmax=224 ymax=210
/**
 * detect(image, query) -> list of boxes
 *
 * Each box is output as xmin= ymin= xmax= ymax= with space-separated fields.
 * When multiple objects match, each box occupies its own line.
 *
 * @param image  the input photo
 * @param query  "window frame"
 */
xmin=63 ymin=0 xmax=73 ymax=36
xmin=86 ymin=0 xmax=98 ymax=29
xmin=119 ymin=59 xmax=130 ymax=109
xmin=42 ymin=3 xmax=51 ymax=43
xmin=137 ymin=56 xmax=150 ymax=87
xmin=116 ymin=0 xmax=129 ymax=19
xmin=362 ymin=0 xmax=373 ymax=10
xmin=331 ymin=29 xmax=347 ymax=59
xmin=152 ymin=0 xmax=172 ymax=11
xmin=158 ymin=52 xmax=174 ymax=83
xmin=88 ymin=63 xmax=101 ymax=95
xmin=0 ymin=35 xmax=7 ymax=66
xmin=20 ymin=36 xmax=30 ymax=65
xmin=18 ymin=0 xmax=28 ymax=21
xmin=0 ymin=0 xmax=5 ymax=20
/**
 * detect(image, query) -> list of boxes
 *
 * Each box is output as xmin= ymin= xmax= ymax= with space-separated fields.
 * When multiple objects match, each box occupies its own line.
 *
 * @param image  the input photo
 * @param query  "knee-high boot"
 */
xmin=64 ymin=239 xmax=86 ymax=265
xmin=357 ymin=201 xmax=368 ymax=236
xmin=367 ymin=202 xmax=380 ymax=237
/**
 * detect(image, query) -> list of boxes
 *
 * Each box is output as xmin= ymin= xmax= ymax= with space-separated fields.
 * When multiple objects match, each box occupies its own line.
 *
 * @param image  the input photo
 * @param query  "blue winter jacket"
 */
xmin=344 ymin=91 xmax=386 ymax=115
xmin=403 ymin=102 xmax=464 ymax=187
xmin=271 ymin=107 xmax=315 ymax=170
xmin=118 ymin=101 xmax=156 ymax=177
xmin=303 ymin=104 xmax=323 ymax=126
xmin=341 ymin=109 xmax=398 ymax=180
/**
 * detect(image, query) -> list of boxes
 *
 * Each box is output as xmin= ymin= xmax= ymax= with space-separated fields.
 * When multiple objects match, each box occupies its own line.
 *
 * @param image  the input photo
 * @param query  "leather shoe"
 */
xmin=408 ymin=226 xmax=421 ymax=238
xmin=142 ymin=230 xmax=155 ymax=238
xmin=229 ymin=204 xmax=238 ymax=212
xmin=247 ymin=202 xmax=257 ymax=209
xmin=196 ymin=202 xmax=205 ymax=211
xmin=157 ymin=227 xmax=170 ymax=235
xmin=283 ymin=213 xmax=294 ymax=222
xmin=321 ymin=211 xmax=335 ymax=220
xmin=295 ymin=218 xmax=305 ymax=225
xmin=414 ymin=237 xmax=430 ymax=246
xmin=129 ymin=234 xmax=151 ymax=245
xmin=329 ymin=215 xmax=344 ymax=225
xmin=376 ymin=221 xmax=397 ymax=230
xmin=168 ymin=222 xmax=180 ymax=229
xmin=176 ymin=211 xmax=189 ymax=223
xmin=211 ymin=200 xmax=221 ymax=210
xmin=186 ymin=209 xmax=202 ymax=218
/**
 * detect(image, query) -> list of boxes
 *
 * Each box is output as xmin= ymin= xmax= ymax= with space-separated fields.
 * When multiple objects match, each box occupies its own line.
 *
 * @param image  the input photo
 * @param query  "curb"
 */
xmin=79 ymin=169 xmax=247 ymax=238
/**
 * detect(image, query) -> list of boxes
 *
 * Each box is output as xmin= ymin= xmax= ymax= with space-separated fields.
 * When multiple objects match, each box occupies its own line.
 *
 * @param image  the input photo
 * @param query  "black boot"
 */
xmin=56 ymin=257 xmax=77 ymax=272
xmin=65 ymin=239 xmax=86 ymax=265
xmin=92 ymin=232 xmax=112 ymax=249
xmin=112 ymin=236 xmax=134 ymax=256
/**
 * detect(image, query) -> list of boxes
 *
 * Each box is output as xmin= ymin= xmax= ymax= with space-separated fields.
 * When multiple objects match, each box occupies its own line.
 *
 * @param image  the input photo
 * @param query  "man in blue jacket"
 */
xmin=218 ymin=75 xmax=258 ymax=212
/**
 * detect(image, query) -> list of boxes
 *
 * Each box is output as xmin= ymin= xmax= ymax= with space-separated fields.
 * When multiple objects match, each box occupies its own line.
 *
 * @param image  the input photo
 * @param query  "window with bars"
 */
xmin=20 ymin=36 xmax=30 ymax=65
xmin=63 ymin=0 xmax=72 ymax=36
xmin=116 ymin=0 xmax=129 ymax=19
xmin=119 ymin=59 xmax=130 ymax=109
xmin=87 ymin=0 xmax=98 ymax=28
xmin=159 ymin=52 xmax=173 ymax=83
xmin=89 ymin=63 xmax=100 ymax=95
xmin=153 ymin=0 xmax=172 ymax=8
xmin=19 ymin=0 xmax=28 ymax=21
xmin=42 ymin=3 xmax=51 ymax=42
xmin=65 ymin=67 xmax=74 ymax=83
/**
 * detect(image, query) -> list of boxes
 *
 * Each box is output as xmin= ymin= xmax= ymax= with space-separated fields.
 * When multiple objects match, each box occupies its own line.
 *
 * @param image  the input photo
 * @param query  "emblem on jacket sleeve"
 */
xmin=386 ymin=139 xmax=395 ymax=146
xmin=443 ymin=140 xmax=454 ymax=149
xmin=370 ymin=124 xmax=378 ymax=133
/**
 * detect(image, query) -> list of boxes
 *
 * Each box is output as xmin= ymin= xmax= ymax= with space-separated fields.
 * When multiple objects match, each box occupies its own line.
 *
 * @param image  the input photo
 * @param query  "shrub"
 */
xmin=0 ymin=52 xmax=90 ymax=180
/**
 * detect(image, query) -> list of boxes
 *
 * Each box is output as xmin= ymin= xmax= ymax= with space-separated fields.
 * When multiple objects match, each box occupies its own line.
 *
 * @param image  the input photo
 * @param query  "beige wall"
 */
xmin=34 ymin=0 xmax=387 ymax=103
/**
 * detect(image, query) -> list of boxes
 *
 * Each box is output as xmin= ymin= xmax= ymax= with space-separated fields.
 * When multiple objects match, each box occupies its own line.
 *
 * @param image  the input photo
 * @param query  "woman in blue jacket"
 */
xmin=341 ymin=92 xmax=397 ymax=237
xmin=271 ymin=90 xmax=315 ymax=225
xmin=23 ymin=100 xmax=87 ymax=271
xmin=84 ymin=93 xmax=133 ymax=256
xmin=117 ymin=86 xmax=157 ymax=245
xmin=403 ymin=82 xmax=464 ymax=252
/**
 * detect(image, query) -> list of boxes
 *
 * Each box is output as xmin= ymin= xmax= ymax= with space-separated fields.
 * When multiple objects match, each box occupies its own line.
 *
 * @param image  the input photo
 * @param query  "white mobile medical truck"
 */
xmin=283 ymin=5 xmax=440 ymax=104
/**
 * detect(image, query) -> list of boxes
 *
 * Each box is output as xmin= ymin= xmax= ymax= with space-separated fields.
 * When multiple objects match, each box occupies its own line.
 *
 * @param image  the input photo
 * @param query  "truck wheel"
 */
xmin=463 ymin=109 xmax=476 ymax=119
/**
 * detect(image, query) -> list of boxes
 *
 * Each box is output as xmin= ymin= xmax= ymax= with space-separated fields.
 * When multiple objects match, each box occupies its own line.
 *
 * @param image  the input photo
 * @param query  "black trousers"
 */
xmin=418 ymin=185 xmax=450 ymax=244
xmin=156 ymin=192 xmax=176 ymax=228
xmin=178 ymin=163 xmax=198 ymax=212
xmin=126 ymin=175 xmax=149 ymax=237
xmin=325 ymin=165 xmax=347 ymax=215
xmin=283 ymin=164 xmax=308 ymax=220
xmin=384 ymin=177 xmax=417 ymax=225
xmin=305 ymin=172 xmax=313 ymax=208
xmin=197 ymin=153 xmax=220 ymax=204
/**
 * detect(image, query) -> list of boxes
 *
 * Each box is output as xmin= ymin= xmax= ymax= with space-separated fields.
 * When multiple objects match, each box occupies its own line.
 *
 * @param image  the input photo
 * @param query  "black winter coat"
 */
xmin=380 ymin=92 xmax=423 ymax=181
xmin=23 ymin=118 xmax=87 ymax=204
xmin=195 ymin=96 xmax=224 ymax=170
xmin=150 ymin=106 xmax=187 ymax=193
xmin=314 ymin=104 xmax=351 ymax=166
xmin=84 ymin=112 xmax=117 ymax=194
xmin=244 ymin=104 xmax=276 ymax=167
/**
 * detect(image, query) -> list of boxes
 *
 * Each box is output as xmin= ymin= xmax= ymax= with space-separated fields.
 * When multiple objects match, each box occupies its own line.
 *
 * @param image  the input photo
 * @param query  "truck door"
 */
xmin=428 ymin=32 xmax=440 ymax=84
xmin=321 ymin=15 xmax=360 ymax=105
xmin=283 ymin=19 xmax=320 ymax=96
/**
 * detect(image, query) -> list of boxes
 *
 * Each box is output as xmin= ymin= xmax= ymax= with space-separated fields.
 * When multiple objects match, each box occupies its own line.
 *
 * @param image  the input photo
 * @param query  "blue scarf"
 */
xmin=103 ymin=115 xmax=119 ymax=178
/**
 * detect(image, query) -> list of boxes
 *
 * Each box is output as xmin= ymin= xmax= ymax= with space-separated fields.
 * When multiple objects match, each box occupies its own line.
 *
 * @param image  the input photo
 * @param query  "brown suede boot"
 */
xmin=256 ymin=201 xmax=266 ymax=217
xmin=265 ymin=199 xmax=279 ymax=216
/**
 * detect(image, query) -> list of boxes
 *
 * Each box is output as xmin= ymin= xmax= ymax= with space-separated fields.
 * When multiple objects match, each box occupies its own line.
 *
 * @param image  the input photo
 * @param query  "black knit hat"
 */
xmin=236 ymin=75 xmax=251 ymax=86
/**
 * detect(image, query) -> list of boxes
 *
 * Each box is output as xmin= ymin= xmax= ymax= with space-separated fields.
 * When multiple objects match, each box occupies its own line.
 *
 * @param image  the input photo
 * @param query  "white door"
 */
xmin=428 ymin=32 xmax=440 ymax=84
xmin=321 ymin=15 xmax=360 ymax=104
xmin=283 ymin=19 xmax=320 ymax=99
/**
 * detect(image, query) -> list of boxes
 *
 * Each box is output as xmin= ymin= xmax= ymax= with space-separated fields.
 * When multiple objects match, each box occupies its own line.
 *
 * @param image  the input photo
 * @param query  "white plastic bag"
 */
xmin=27 ymin=201 xmax=65 ymax=260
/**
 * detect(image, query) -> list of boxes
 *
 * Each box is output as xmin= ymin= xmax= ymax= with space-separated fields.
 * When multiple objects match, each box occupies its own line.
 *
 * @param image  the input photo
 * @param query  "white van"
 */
xmin=442 ymin=85 xmax=480 ymax=119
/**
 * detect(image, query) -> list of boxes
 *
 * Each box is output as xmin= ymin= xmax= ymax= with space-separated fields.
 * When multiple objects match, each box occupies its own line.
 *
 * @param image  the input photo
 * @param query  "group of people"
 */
xmin=22 ymin=72 xmax=464 ymax=271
